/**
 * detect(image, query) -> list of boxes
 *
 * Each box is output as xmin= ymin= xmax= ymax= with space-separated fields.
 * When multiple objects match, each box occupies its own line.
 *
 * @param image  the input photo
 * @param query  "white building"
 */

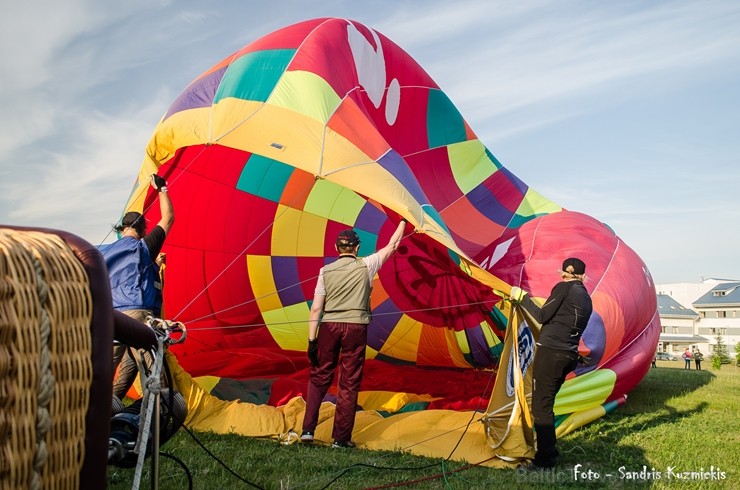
xmin=655 ymin=279 xmax=740 ymax=359
xmin=655 ymin=279 xmax=729 ymax=311
xmin=656 ymin=294 xmax=702 ymax=353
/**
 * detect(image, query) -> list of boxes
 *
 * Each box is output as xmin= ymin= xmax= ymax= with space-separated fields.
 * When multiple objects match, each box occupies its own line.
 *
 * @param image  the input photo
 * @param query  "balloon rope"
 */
xmin=174 ymin=227 xmax=419 ymax=325
xmin=210 ymin=103 xmax=266 ymax=142
xmin=182 ymin=298 xmax=498 ymax=331
xmin=209 ymin=46 xmax=267 ymax=142
xmin=97 ymin=144 xmax=216 ymax=297
xmin=97 ymin=143 xmax=211 ymax=247
xmin=167 ymin=175 xmax=319 ymax=321
xmin=171 ymin=224 xmax=453 ymax=326
xmin=517 ymin=213 xmax=546 ymax=287
xmin=590 ymin=238 xmax=621 ymax=295
xmin=598 ymin=306 xmax=659 ymax=370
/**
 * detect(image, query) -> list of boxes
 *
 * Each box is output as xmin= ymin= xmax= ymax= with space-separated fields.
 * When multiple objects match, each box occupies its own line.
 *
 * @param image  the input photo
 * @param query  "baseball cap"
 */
xmin=336 ymin=229 xmax=360 ymax=247
xmin=562 ymin=257 xmax=586 ymax=275
xmin=121 ymin=211 xmax=145 ymax=228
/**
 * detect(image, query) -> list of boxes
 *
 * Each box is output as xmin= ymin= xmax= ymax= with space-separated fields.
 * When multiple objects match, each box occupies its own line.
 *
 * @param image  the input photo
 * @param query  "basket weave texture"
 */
xmin=0 ymin=230 xmax=93 ymax=490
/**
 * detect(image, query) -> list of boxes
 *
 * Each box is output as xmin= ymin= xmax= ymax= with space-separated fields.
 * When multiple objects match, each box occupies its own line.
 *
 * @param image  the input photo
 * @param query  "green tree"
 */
xmin=734 ymin=342 xmax=740 ymax=367
xmin=711 ymin=334 xmax=732 ymax=369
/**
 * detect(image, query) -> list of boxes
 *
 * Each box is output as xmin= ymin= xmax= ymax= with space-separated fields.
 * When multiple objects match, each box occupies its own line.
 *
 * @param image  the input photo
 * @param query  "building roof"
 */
xmin=657 ymin=294 xmax=699 ymax=318
xmin=693 ymin=282 xmax=740 ymax=307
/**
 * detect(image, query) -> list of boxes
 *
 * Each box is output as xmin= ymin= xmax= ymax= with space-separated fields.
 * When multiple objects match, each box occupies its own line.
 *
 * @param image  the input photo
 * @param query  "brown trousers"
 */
xmin=302 ymin=322 xmax=367 ymax=443
xmin=112 ymin=309 xmax=155 ymax=400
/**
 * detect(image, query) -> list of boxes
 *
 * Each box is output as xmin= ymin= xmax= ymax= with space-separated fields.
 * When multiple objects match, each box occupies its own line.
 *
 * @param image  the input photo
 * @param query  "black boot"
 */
xmin=533 ymin=422 xmax=558 ymax=468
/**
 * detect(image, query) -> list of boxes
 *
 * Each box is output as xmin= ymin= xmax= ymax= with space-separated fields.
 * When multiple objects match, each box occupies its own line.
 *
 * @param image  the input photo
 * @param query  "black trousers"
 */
xmin=531 ymin=344 xmax=579 ymax=467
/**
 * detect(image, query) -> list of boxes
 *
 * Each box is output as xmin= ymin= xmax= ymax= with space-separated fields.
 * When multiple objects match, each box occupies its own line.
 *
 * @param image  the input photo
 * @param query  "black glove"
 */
xmin=307 ymin=339 xmax=319 ymax=367
xmin=577 ymin=354 xmax=592 ymax=365
xmin=151 ymin=174 xmax=167 ymax=192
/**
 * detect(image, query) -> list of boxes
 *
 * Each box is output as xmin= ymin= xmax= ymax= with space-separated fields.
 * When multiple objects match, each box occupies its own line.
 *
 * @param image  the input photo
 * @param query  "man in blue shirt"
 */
xmin=102 ymin=174 xmax=174 ymax=399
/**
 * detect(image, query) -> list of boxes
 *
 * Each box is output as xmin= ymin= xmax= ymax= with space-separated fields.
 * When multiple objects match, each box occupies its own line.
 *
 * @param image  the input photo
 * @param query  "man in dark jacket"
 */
xmin=510 ymin=257 xmax=593 ymax=468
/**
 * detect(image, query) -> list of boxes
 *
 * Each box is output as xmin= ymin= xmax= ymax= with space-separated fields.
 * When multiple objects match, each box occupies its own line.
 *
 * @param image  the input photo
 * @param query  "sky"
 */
xmin=1 ymin=0 xmax=739 ymax=285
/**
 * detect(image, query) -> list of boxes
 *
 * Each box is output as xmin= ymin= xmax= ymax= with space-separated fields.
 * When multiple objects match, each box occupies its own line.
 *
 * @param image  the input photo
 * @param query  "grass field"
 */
xmin=108 ymin=361 xmax=739 ymax=489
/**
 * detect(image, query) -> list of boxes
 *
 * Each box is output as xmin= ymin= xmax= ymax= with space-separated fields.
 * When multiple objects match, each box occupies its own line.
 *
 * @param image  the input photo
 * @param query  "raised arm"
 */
xmin=375 ymin=219 xmax=407 ymax=265
xmin=151 ymin=174 xmax=175 ymax=235
xmin=520 ymin=284 xmax=566 ymax=324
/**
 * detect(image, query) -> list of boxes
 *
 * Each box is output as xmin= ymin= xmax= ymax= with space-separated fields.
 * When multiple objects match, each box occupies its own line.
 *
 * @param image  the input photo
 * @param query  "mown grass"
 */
xmin=108 ymin=362 xmax=739 ymax=489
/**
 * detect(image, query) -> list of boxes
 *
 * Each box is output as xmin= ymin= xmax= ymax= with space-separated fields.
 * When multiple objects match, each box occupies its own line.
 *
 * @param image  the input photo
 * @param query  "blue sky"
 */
xmin=1 ymin=0 xmax=738 ymax=284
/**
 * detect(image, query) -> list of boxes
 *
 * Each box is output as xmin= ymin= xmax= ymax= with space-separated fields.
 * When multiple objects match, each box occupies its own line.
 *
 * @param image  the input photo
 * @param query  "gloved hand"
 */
xmin=509 ymin=286 xmax=527 ymax=302
xmin=577 ymin=354 xmax=592 ymax=365
xmin=150 ymin=174 xmax=167 ymax=192
xmin=307 ymin=339 xmax=319 ymax=367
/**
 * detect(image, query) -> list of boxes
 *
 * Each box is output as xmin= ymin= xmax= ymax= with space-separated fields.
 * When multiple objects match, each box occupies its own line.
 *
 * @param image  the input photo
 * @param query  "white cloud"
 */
xmin=381 ymin=1 xmax=740 ymax=137
xmin=0 ymin=95 xmax=165 ymax=244
xmin=0 ymin=1 xmax=154 ymax=156
xmin=0 ymin=0 xmax=208 ymax=243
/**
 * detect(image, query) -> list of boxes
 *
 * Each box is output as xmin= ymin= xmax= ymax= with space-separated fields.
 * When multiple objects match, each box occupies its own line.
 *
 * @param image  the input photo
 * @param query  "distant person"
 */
xmin=102 ymin=174 xmax=174 ymax=399
xmin=509 ymin=257 xmax=593 ymax=469
xmin=301 ymin=220 xmax=407 ymax=448
xmin=652 ymin=353 xmax=657 ymax=368
xmin=693 ymin=348 xmax=703 ymax=370
xmin=682 ymin=347 xmax=692 ymax=370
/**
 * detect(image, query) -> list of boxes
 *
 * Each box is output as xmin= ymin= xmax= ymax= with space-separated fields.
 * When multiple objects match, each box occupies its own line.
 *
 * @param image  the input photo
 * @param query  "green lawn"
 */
xmin=108 ymin=362 xmax=739 ymax=489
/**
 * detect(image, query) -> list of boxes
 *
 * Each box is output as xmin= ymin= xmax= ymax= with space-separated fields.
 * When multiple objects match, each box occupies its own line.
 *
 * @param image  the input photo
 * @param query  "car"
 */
xmin=655 ymin=352 xmax=677 ymax=361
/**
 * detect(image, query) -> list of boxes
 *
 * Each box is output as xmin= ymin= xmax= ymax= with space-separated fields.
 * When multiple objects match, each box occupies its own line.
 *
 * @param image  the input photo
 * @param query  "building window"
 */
xmin=718 ymin=311 xmax=727 ymax=318
xmin=700 ymin=311 xmax=706 ymax=318
xmin=661 ymin=325 xmax=667 ymax=333
xmin=672 ymin=326 xmax=678 ymax=334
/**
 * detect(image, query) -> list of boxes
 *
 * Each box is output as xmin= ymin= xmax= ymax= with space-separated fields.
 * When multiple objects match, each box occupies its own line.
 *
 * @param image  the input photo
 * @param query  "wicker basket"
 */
xmin=0 ymin=229 xmax=93 ymax=490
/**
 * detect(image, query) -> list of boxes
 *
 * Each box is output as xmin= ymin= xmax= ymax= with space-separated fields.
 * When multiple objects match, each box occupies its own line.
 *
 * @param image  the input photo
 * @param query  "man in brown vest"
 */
xmin=301 ymin=219 xmax=407 ymax=448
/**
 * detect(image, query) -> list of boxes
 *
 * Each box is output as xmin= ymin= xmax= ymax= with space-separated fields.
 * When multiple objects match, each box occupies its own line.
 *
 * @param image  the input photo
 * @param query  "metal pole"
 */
xmin=151 ymin=389 xmax=160 ymax=490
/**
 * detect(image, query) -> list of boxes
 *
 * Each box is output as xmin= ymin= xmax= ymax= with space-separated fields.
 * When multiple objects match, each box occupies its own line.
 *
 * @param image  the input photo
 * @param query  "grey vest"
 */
xmin=322 ymin=255 xmax=372 ymax=324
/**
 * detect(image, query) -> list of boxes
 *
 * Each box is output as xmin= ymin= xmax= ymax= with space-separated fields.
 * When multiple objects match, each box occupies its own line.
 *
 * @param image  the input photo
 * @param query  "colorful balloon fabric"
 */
xmin=122 ymin=18 xmax=659 ymax=459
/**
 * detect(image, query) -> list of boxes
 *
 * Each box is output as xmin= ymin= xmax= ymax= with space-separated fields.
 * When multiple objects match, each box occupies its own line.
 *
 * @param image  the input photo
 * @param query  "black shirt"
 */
xmin=520 ymin=280 xmax=593 ymax=352
xmin=143 ymin=225 xmax=166 ymax=259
